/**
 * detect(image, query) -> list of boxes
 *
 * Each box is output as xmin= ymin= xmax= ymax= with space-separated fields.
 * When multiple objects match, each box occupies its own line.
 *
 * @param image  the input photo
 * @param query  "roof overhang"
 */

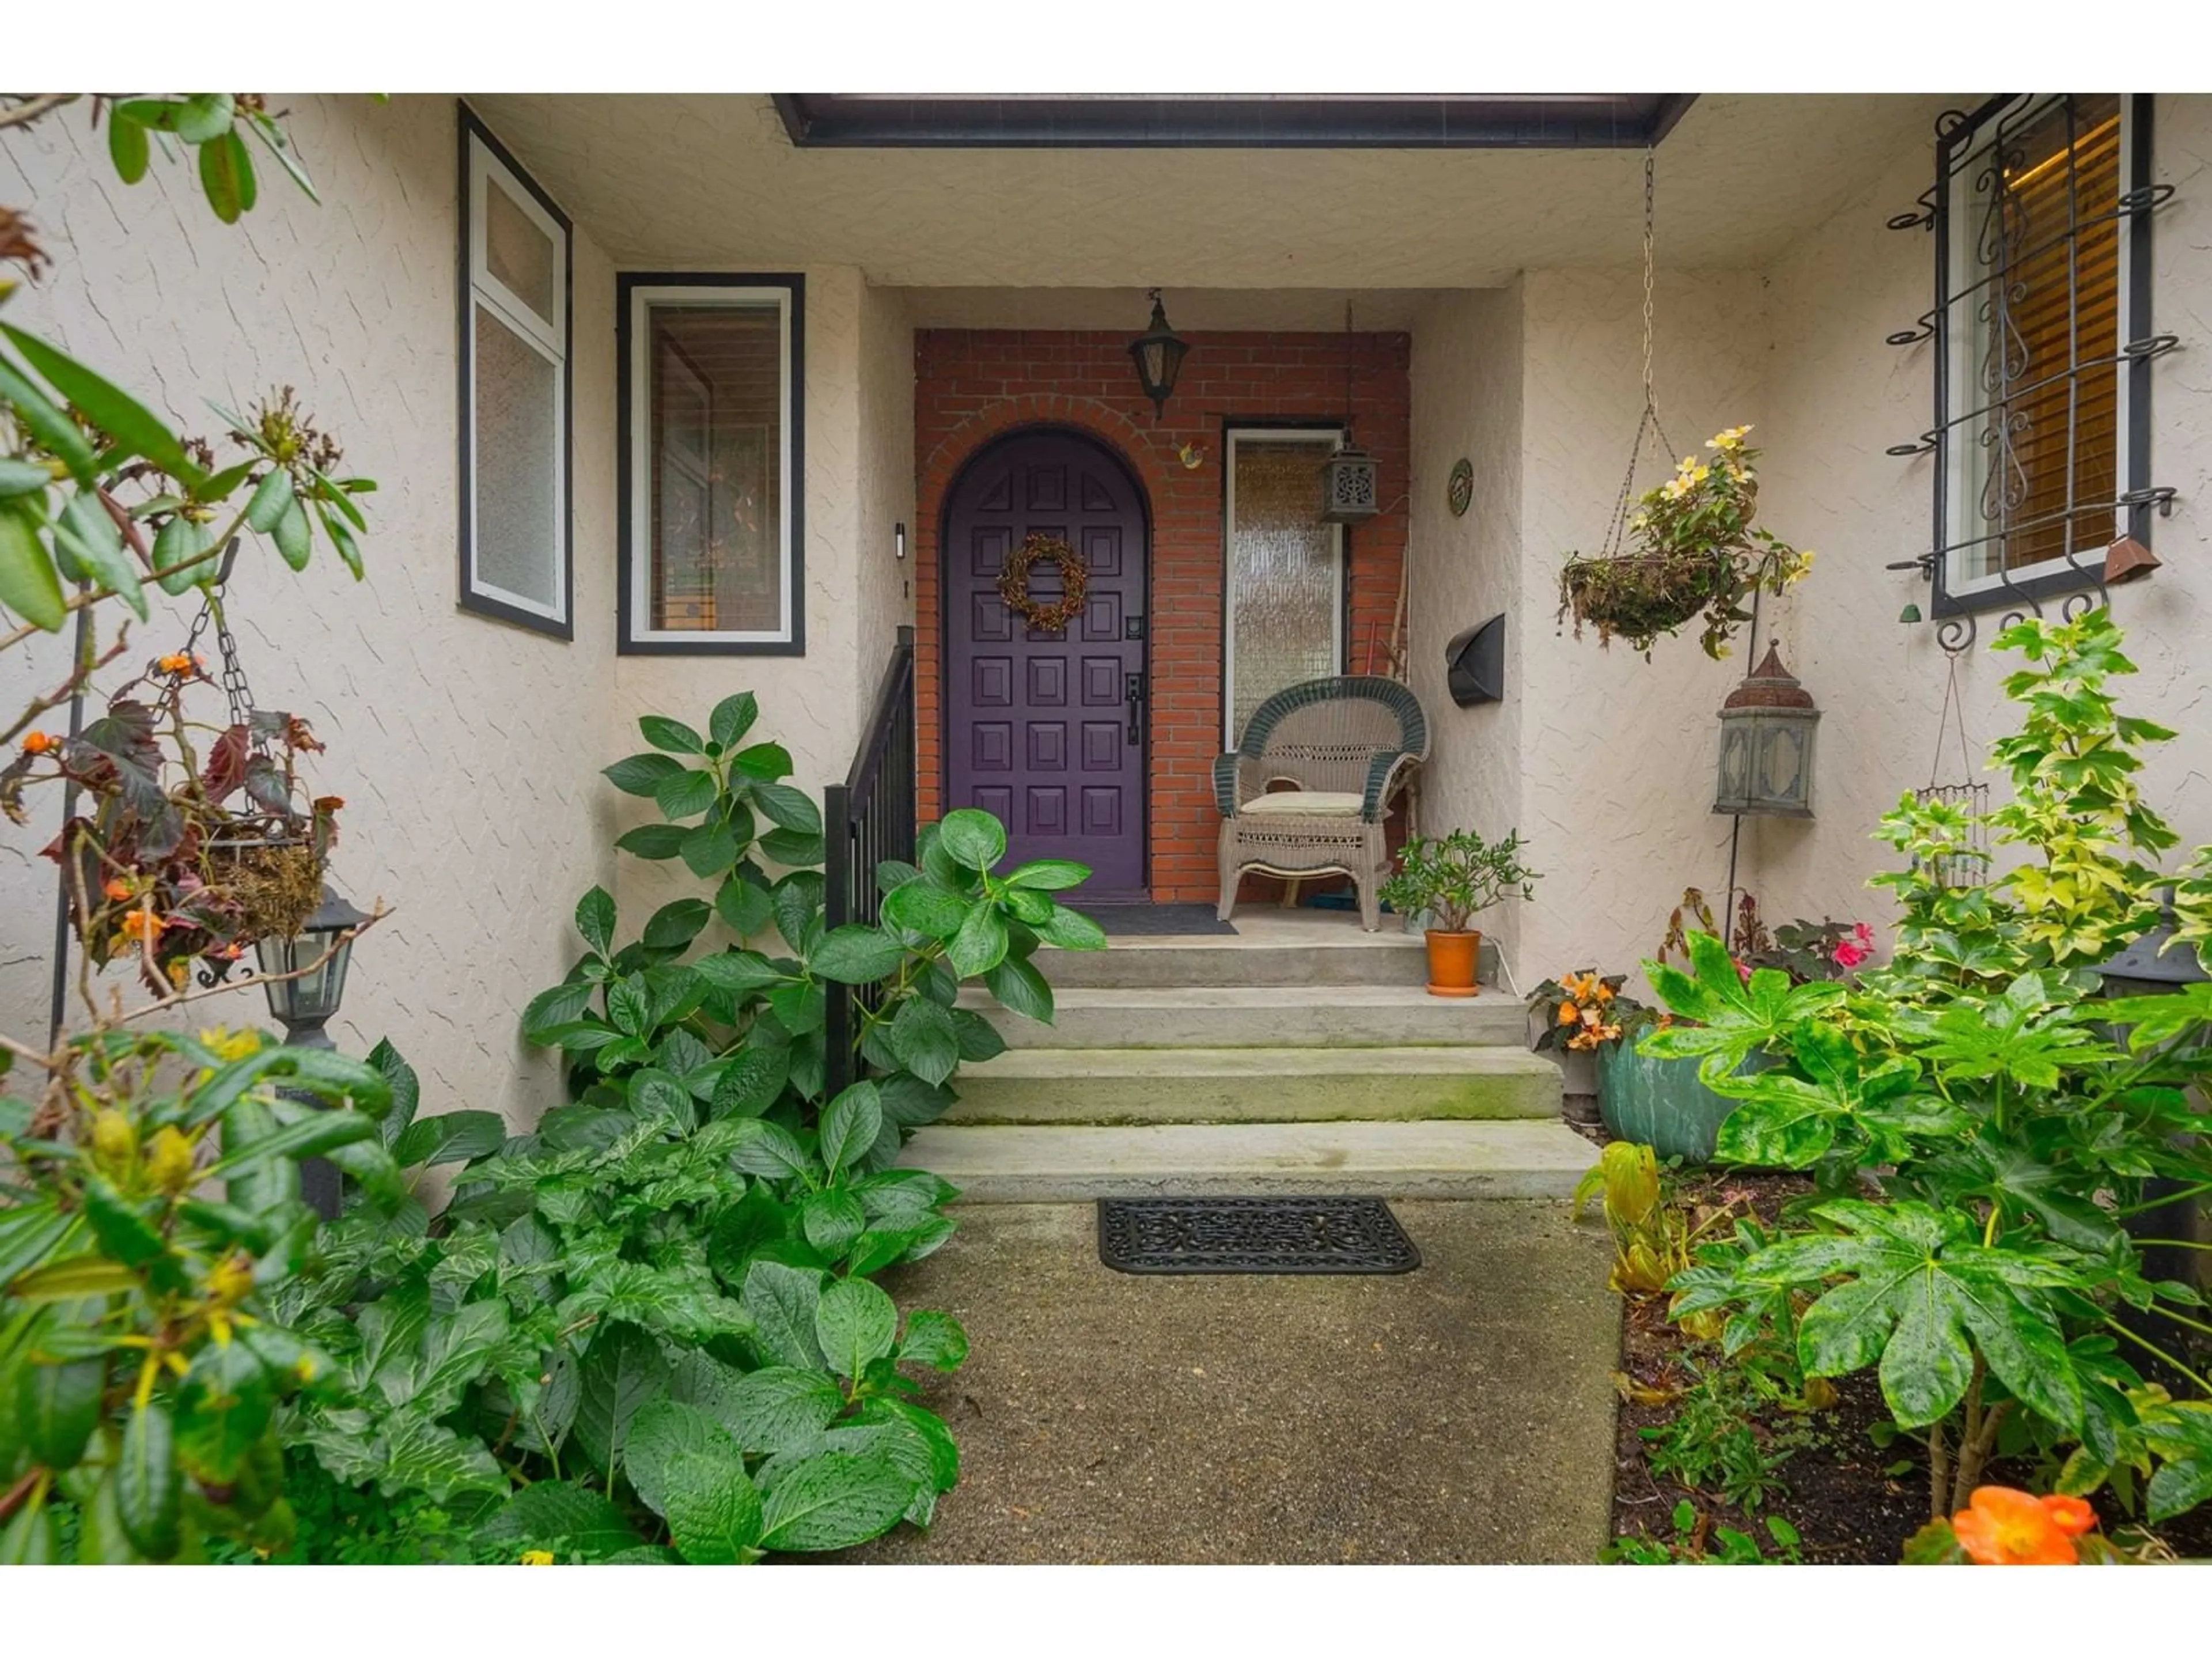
xmin=771 ymin=93 xmax=1697 ymax=149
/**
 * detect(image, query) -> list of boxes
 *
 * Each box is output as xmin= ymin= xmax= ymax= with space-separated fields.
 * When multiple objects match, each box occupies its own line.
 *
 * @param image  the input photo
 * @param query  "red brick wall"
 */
xmin=914 ymin=329 xmax=1412 ymax=903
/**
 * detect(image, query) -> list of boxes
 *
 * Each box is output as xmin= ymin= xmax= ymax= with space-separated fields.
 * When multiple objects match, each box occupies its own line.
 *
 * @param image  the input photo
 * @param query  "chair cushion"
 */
xmin=1239 ymin=790 xmax=1363 ymax=818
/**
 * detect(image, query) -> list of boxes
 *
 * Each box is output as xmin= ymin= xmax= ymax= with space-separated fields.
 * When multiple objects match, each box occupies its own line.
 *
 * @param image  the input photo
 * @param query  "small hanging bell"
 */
xmin=2103 ymin=535 xmax=2160 ymax=585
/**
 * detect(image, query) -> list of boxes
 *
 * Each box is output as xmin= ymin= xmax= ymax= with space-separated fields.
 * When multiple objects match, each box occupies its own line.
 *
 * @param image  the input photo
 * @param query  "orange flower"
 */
xmin=116 ymin=908 xmax=163 ymax=946
xmin=1557 ymin=1003 xmax=1579 ymax=1027
xmin=1950 ymin=1486 xmax=2082 ymax=1565
xmin=1592 ymin=981 xmax=1615 ymax=1004
xmin=156 ymin=652 xmax=204 ymax=676
xmin=103 ymin=878 xmax=134 ymax=903
xmin=2036 ymin=1494 xmax=2096 ymax=1537
xmin=20 ymin=731 xmax=60 ymax=755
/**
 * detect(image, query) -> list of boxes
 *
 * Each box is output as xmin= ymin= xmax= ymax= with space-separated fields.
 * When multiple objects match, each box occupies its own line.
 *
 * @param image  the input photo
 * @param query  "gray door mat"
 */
xmin=1084 ymin=903 xmax=1238 ymax=937
xmin=1097 ymin=1196 xmax=1421 ymax=1275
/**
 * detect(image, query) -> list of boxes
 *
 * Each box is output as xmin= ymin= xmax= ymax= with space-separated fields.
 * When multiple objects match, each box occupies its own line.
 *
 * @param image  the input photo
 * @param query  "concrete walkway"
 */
xmin=845 ymin=1200 xmax=1619 ymax=1564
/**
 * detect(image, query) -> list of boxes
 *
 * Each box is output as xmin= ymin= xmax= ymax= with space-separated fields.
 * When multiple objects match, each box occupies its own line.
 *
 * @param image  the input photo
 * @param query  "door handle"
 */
xmin=1125 ymin=672 xmax=1146 ymax=745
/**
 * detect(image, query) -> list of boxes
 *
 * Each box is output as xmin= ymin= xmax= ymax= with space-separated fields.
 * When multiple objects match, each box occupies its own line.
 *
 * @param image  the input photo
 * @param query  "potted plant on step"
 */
xmin=1378 ymin=828 xmax=1537 ymax=998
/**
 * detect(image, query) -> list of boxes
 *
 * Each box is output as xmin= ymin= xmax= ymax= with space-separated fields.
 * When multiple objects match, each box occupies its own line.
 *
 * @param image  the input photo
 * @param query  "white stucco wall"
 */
xmin=0 ymin=96 xmax=620 ymax=1128
xmin=1747 ymin=94 xmax=2212 ymax=940
xmin=1505 ymin=268 xmax=1771 ymax=987
xmin=1409 ymin=285 xmax=1527 ymax=968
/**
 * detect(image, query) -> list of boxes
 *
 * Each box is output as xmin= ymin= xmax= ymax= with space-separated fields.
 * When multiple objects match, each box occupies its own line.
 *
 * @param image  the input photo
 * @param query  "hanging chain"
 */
xmin=1641 ymin=146 xmax=1658 ymax=427
xmin=179 ymin=539 xmax=266 ymax=757
xmin=1343 ymin=299 xmax=1355 ymax=437
xmin=1601 ymin=147 xmax=1675 ymax=561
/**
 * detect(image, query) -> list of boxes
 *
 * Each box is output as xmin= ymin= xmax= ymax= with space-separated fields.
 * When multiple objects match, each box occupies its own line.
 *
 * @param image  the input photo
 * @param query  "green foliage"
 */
xmin=1603 ymin=1498 xmax=1804 ymax=1565
xmin=0 ymin=1028 xmax=397 ymax=1563
xmin=1639 ymin=1351 xmax=1817 ymax=1514
xmin=273 ymin=694 xmax=1101 ymax=1562
xmin=1377 ymin=827 xmax=1538 ymax=934
xmin=1643 ymin=610 xmax=2212 ymax=1528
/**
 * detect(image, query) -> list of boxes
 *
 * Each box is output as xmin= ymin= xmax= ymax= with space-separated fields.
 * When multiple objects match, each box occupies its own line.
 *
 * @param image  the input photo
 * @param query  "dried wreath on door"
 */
xmin=997 ymin=532 xmax=1089 ymax=633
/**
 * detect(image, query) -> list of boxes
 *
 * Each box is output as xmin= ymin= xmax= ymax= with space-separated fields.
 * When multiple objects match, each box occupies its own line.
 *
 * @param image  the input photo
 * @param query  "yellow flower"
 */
xmin=1676 ymin=455 xmax=1699 ymax=475
xmin=147 ymin=1124 xmax=198 ymax=1192
xmin=199 ymin=1027 xmax=264 ymax=1064
xmin=1687 ymin=464 xmax=1710 ymax=486
xmin=1707 ymin=425 xmax=1753 ymax=449
xmin=519 ymin=1550 xmax=555 ymax=1566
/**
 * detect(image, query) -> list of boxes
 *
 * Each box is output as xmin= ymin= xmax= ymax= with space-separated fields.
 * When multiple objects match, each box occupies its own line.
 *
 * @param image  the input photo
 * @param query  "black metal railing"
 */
xmin=824 ymin=625 xmax=917 ymax=1099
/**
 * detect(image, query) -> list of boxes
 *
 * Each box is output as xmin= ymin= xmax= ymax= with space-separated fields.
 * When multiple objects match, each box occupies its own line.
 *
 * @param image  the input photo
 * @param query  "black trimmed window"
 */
xmin=617 ymin=275 xmax=806 ymax=656
xmin=457 ymin=103 xmax=572 ymax=638
xmin=1924 ymin=93 xmax=2173 ymax=619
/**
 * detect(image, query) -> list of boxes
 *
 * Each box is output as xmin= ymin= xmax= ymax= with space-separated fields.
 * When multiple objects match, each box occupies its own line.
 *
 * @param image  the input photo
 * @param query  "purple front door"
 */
xmin=944 ymin=429 xmax=1147 ymax=896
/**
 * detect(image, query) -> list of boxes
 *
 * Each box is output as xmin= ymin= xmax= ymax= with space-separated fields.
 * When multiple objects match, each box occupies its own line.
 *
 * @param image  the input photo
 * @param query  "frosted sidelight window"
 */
xmin=459 ymin=104 xmax=571 ymax=637
xmin=620 ymin=277 xmax=805 ymax=654
xmin=1225 ymin=430 xmax=1345 ymax=745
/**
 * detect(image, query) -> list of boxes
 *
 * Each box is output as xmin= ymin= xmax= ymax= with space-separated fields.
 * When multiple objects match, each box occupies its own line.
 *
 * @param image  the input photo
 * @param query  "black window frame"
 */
xmin=616 ymin=272 xmax=808 ymax=658
xmin=455 ymin=100 xmax=575 ymax=641
xmin=1927 ymin=92 xmax=2166 ymax=622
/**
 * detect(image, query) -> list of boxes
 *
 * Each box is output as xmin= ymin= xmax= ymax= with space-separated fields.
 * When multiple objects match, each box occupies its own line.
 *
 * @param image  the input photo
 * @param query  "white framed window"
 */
xmin=1223 ymin=427 xmax=1346 ymax=747
xmin=618 ymin=276 xmax=805 ymax=655
xmin=1931 ymin=94 xmax=2165 ymax=615
xmin=457 ymin=103 xmax=571 ymax=637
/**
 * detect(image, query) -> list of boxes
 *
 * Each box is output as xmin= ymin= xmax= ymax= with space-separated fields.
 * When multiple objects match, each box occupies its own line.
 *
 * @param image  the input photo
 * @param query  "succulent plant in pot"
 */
xmin=1377 ymin=828 xmax=1537 ymax=998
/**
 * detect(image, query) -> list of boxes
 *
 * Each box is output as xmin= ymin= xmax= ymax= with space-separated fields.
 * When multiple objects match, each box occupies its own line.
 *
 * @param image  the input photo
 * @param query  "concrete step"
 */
xmin=941 ymin=1045 xmax=1560 ymax=1126
xmin=897 ymin=1119 xmax=1598 ymax=1202
xmin=969 ymin=984 xmax=1528 ymax=1050
xmin=1042 ymin=937 xmax=1433 ymax=990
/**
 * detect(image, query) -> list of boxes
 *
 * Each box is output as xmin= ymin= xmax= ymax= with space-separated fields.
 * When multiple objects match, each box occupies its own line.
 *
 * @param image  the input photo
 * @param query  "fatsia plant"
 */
xmin=1641 ymin=614 xmax=2212 ymax=1529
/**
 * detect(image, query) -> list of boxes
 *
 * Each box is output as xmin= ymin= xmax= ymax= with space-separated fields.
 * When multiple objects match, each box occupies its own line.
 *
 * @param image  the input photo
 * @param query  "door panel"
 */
xmin=944 ymin=430 xmax=1147 ymax=895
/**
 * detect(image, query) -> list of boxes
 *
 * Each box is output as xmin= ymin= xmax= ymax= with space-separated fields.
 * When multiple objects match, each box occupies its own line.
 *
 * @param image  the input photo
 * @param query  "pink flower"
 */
xmin=1833 ymin=939 xmax=1870 ymax=969
xmin=1734 ymin=959 xmax=1752 ymax=984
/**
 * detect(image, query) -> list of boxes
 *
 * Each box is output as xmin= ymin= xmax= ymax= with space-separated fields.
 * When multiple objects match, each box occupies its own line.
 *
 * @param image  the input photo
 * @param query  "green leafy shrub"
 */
xmin=1644 ymin=609 xmax=2212 ymax=1528
xmin=274 ymin=694 xmax=1103 ymax=1562
xmin=1604 ymin=1498 xmax=1804 ymax=1565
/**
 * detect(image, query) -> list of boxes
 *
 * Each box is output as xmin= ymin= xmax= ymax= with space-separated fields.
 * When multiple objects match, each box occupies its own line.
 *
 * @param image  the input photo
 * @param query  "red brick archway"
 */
xmin=915 ymin=329 xmax=1411 ymax=902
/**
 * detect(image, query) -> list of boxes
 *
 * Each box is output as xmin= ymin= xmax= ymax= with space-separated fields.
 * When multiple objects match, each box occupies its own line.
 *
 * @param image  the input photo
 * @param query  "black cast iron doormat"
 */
xmin=1097 ymin=1196 xmax=1421 ymax=1275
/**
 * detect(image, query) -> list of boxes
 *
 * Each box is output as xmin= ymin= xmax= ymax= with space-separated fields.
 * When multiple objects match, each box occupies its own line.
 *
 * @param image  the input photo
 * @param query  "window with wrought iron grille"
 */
xmin=1922 ymin=94 xmax=2172 ymax=619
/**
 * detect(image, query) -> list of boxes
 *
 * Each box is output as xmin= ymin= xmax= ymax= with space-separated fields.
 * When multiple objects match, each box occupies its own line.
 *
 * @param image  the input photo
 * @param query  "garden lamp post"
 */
xmin=255 ymin=883 xmax=369 ymax=1217
xmin=2098 ymin=894 xmax=2211 ymax=1323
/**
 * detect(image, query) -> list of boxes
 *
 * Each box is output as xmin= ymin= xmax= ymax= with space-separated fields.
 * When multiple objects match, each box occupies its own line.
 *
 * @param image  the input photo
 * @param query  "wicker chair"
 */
xmin=1214 ymin=676 xmax=1429 ymax=931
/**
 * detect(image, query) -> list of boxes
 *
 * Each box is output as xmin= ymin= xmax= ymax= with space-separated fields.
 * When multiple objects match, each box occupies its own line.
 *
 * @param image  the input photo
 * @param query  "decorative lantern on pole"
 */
xmin=256 ymin=883 xmax=369 ymax=1219
xmin=1713 ymin=643 xmax=1820 ymax=818
xmin=1319 ymin=301 xmax=1380 ymax=525
xmin=1126 ymin=289 xmax=1189 ymax=420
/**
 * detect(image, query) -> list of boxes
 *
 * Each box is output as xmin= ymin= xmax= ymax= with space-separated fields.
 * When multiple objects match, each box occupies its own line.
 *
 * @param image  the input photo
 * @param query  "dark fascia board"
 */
xmin=773 ymin=93 xmax=1698 ymax=150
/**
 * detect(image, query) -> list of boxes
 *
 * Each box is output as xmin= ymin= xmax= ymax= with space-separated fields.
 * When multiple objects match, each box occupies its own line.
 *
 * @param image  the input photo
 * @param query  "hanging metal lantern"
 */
xmin=1319 ymin=302 xmax=1380 ymax=524
xmin=1713 ymin=643 xmax=1820 ymax=818
xmin=1127 ymin=289 xmax=1188 ymax=419
xmin=1319 ymin=445 xmax=1380 ymax=525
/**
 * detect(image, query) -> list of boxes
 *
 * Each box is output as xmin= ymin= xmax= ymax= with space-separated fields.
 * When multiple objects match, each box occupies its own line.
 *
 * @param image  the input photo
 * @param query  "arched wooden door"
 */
xmin=942 ymin=428 xmax=1148 ymax=897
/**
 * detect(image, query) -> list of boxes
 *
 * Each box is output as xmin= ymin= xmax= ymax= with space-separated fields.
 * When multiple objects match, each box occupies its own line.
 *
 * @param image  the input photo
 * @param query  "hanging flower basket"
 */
xmin=1558 ymin=426 xmax=1813 ymax=660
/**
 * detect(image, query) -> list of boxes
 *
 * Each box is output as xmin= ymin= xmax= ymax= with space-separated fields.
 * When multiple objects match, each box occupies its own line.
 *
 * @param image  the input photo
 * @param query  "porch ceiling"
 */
xmin=465 ymin=93 xmax=1955 ymax=286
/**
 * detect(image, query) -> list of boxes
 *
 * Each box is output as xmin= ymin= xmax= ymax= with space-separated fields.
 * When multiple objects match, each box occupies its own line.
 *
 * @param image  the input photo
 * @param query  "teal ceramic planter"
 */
xmin=1595 ymin=1040 xmax=1762 ymax=1166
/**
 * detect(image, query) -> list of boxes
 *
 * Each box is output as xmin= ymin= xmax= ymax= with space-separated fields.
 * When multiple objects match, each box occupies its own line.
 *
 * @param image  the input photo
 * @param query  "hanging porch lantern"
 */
xmin=1127 ymin=289 xmax=1189 ymax=419
xmin=1713 ymin=643 xmax=1820 ymax=818
xmin=1319 ymin=301 xmax=1380 ymax=525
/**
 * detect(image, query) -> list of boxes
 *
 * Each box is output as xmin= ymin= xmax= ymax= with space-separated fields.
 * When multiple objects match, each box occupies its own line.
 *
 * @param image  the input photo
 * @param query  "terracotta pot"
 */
xmin=1423 ymin=929 xmax=1481 ymax=998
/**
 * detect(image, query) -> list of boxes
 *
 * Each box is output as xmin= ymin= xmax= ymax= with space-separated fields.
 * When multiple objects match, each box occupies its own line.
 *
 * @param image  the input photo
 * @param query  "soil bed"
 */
xmin=1604 ymin=1164 xmax=2212 ymax=1563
